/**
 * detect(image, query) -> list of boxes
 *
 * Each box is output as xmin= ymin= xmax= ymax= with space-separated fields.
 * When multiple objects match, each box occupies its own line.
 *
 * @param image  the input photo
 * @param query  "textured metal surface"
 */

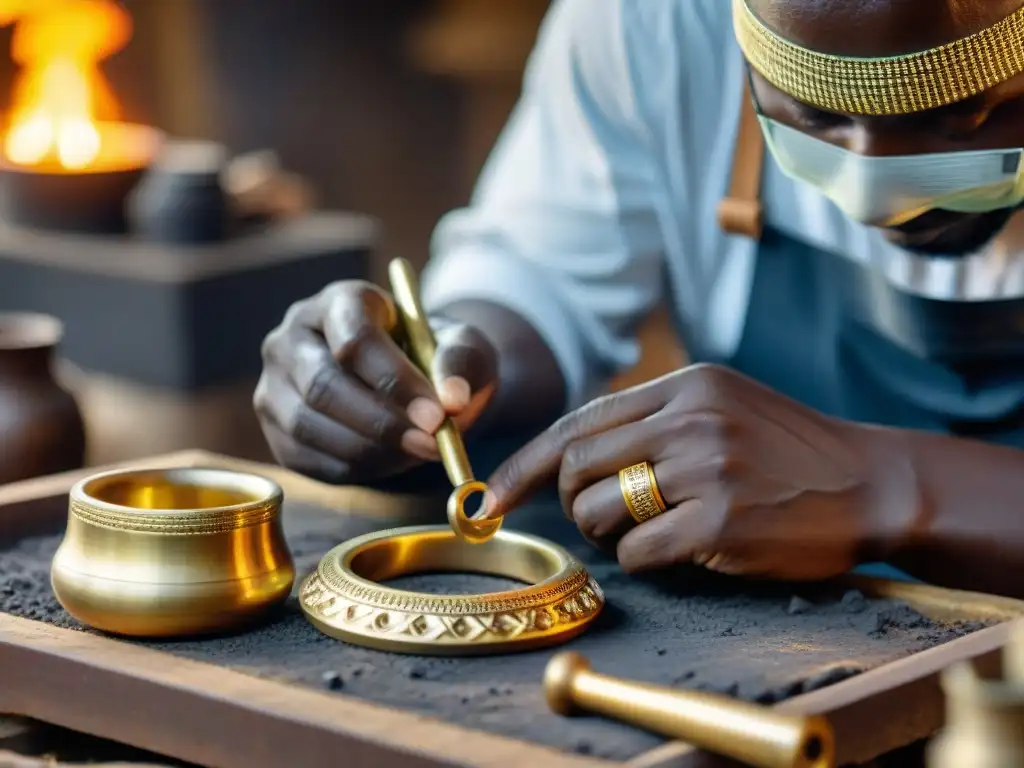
xmin=50 ymin=466 xmax=294 ymax=637
xmin=300 ymin=524 xmax=604 ymax=655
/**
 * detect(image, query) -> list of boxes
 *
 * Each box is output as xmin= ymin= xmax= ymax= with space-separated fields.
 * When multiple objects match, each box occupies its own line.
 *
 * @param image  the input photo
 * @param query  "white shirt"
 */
xmin=420 ymin=0 xmax=1024 ymax=409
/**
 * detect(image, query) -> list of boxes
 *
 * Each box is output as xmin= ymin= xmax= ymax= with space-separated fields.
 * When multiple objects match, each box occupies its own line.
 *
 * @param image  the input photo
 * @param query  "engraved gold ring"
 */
xmin=300 ymin=525 xmax=605 ymax=655
xmin=619 ymin=461 xmax=668 ymax=524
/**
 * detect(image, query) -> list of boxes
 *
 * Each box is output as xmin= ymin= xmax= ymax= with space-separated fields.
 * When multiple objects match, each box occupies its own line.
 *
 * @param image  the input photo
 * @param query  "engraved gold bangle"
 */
xmin=300 ymin=525 xmax=604 ymax=655
xmin=619 ymin=461 xmax=668 ymax=524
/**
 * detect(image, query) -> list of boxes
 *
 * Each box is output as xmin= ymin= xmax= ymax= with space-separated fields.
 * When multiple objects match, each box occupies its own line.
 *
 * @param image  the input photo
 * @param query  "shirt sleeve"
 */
xmin=420 ymin=0 xmax=666 ymax=410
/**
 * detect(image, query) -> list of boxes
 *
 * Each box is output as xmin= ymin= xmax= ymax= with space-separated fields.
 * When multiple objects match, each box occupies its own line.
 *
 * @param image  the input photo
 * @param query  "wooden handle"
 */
xmin=719 ymin=76 xmax=765 ymax=241
xmin=717 ymin=197 xmax=763 ymax=240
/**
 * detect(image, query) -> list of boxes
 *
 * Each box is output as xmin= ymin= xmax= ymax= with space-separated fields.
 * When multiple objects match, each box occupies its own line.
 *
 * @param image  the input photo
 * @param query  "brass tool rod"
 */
xmin=546 ymin=653 xmax=834 ymax=768
xmin=388 ymin=257 xmax=474 ymax=488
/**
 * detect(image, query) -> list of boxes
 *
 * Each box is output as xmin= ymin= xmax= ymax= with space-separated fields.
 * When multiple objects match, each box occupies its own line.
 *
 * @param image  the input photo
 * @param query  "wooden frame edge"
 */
xmin=846 ymin=574 xmax=1024 ymax=623
xmin=0 ymin=614 xmax=613 ymax=768
xmin=628 ymin=620 xmax=1016 ymax=767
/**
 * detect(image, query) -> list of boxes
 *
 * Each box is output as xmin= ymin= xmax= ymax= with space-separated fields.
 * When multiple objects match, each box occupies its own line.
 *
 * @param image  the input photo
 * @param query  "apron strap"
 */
xmin=717 ymin=78 xmax=764 ymax=240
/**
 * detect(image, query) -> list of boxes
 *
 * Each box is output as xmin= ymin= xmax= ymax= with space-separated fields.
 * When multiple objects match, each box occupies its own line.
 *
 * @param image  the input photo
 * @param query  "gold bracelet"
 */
xmin=300 ymin=525 xmax=604 ymax=655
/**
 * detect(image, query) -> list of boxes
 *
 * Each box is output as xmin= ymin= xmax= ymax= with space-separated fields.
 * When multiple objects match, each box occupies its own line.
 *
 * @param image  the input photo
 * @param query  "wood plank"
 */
xmin=846 ymin=575 xmax=1024 ymax=623
xmin=0 ymin=615 xmax=610 ymax=768
xmin=629 ymin=621 xmax=1016 ymax=768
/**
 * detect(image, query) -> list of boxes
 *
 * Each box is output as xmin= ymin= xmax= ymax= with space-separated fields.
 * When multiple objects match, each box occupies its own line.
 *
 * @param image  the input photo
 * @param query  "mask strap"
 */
xmin=718 ymin=72 xmax=765 ymax=240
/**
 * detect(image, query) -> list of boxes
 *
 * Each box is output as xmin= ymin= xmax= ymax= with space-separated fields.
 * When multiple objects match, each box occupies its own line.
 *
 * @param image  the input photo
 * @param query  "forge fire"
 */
xmin=0 ymin=0 xmax=153 ymax=173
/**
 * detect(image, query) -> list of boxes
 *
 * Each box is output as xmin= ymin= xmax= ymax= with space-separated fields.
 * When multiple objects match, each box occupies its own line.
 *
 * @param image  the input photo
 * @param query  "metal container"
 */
xmin=51 ymin=466 xmax=294 ymax=637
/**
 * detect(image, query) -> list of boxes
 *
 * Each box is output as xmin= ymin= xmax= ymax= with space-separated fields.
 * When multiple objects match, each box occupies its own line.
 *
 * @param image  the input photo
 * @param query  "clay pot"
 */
xmin=128 ymin=141 xmax=233 ymax=244
xmin=0 ymin=313 xmax=87 ymax=484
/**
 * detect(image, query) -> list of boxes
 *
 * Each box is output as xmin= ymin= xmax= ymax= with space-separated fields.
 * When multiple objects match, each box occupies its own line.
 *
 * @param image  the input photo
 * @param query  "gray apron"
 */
xmin=700 ymin=83 xmax=1024 ymax=579
xmin=680 ymin=227 xmax=1024 ymax=441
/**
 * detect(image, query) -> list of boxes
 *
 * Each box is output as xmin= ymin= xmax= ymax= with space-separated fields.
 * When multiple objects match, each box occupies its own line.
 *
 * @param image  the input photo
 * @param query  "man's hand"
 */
xmin=482 ymin=364 xmax=922 ymax=581
xmin=254 ymin=280 xmax=498 ymax=484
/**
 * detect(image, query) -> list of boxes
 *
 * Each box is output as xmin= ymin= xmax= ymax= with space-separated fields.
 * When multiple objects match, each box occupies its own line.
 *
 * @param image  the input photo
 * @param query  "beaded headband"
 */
xmin=733 ymin=0 xmax=1024 ymax=116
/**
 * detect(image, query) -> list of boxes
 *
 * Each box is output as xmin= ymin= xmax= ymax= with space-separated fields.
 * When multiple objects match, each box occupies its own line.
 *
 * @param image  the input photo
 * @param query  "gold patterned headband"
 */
xmin=733 ymin=0 xmax=1024 ymax=116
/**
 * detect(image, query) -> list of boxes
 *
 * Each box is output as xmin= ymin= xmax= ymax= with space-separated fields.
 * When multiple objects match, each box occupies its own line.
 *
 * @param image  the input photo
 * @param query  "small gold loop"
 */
xmin=618 ymin=461 xmax=668 ymax=524
xmin=447 ymin=480 xmax=501 ymax=544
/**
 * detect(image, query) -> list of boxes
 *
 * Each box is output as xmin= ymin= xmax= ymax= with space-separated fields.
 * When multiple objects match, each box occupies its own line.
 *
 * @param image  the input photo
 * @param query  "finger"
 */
xmin=484 ymin=385 xmax=673 ymax=517
xmin=258 ymin=370 xmax=398 ymax=464
xmin=570 ymin=454 xmax=697 ymax=543
xmin=316 ymin=280 xmax=398 ymax=334
xmin=261 ymin=421 xmax=353 ymax=484
xmin=264 ymin=326 xmax=438 ymax=460
xmin=568 ymin=475 xmax=636 ymax=548
xmin=283 ymin=327 xmax=438 ymax=459
xmin=556 ymin=410 xmax=726 ymax=517
xmin=615 ymin=498 xmax=719 ymax=573
xmin=322 ymin=299 xmax=447 ymax=434
xmin=557 ymin=424 xmax=653 ymax=521
xmin=432 ymin=321 xmax=499 ymax=411
xmin=699 ymin=552 xmax=753 ymax=576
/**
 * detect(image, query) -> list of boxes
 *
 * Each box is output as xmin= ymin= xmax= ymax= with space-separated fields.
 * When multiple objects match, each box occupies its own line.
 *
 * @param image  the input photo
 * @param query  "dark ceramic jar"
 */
xmin=128 ymin=141 xmax=233 ymax=244
xmin=0 ymin=313 xmax=87 ymax=484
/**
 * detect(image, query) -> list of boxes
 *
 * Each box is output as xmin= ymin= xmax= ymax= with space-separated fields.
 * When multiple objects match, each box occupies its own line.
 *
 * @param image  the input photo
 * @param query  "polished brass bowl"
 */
xmin=51 ymin=467 xmax=295 ymax=637
xmin=300 ymin=525 xmax=604 ymax=656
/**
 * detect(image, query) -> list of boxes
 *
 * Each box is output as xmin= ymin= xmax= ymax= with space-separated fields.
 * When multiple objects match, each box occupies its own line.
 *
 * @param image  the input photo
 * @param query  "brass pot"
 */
xmin=51 ymin=467 xmax=295 ymax=637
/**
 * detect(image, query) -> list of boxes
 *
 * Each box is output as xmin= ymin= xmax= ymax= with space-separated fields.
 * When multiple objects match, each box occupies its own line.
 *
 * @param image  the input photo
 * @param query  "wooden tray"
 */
xmin=1 ymin=450 xmax=1022 ymax=768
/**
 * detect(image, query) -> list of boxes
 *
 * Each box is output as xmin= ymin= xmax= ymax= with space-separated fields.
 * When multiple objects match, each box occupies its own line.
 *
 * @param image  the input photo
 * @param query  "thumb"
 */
xmin=430 ymin=319 xmax=498 ymax=413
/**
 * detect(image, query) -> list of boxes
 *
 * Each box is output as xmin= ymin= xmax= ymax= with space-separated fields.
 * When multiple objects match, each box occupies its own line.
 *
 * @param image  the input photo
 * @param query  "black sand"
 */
xmin=0 ymin=499 xmax=991 ymax=761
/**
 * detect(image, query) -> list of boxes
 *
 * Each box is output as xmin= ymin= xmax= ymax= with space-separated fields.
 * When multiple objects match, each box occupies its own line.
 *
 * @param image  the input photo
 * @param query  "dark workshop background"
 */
xmin=114 ymin=0 xmax=551 ymax=274
xmin=0 ymin=0 xmax=682 ymax=465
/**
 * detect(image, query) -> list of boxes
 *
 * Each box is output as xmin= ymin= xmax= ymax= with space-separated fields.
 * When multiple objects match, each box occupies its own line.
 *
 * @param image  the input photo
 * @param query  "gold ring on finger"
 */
xmin=618 ymin=461 xmax=668 ymax=524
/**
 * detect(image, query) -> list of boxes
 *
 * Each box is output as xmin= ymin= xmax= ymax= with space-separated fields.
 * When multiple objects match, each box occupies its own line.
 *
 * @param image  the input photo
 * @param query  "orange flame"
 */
xmin=0 ymin=0 xmax=131 ymax=170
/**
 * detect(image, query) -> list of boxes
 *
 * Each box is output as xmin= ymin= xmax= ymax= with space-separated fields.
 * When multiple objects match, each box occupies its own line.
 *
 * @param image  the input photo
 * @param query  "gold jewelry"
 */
xmin=301 ymin=258 xmax=606 ymax=655
xmin=619 ymin=461 xmax=668 ymax=524
xmin=388 ymin=257 xmax=500 ymax=544
xmin=51 ymin=467 xmax=294 ymax=637
xmin=300 ymin=525 xmax=604 ymax=655
xmin=733 ymin=0 xmax=1024 ymax=116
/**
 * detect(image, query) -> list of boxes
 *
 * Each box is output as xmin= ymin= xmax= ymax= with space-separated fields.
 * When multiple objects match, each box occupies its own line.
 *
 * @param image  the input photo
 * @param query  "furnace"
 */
xmin=0 ymin=0 xmax=374 ymax=465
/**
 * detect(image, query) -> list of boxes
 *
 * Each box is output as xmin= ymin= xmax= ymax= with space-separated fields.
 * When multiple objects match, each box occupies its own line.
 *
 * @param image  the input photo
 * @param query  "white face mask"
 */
xmin=758 ymin=116 xmax=1024 ymax=227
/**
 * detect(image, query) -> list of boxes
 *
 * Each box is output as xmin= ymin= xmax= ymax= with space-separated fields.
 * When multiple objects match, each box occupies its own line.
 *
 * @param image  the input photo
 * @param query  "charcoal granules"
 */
xmin=0 ymin=500 xmax=991 ymax=761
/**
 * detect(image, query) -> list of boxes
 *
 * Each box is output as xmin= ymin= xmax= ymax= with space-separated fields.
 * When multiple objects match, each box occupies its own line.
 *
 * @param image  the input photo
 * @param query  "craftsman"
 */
xmin=255 ymin=0 xmax=1024 ymax=599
